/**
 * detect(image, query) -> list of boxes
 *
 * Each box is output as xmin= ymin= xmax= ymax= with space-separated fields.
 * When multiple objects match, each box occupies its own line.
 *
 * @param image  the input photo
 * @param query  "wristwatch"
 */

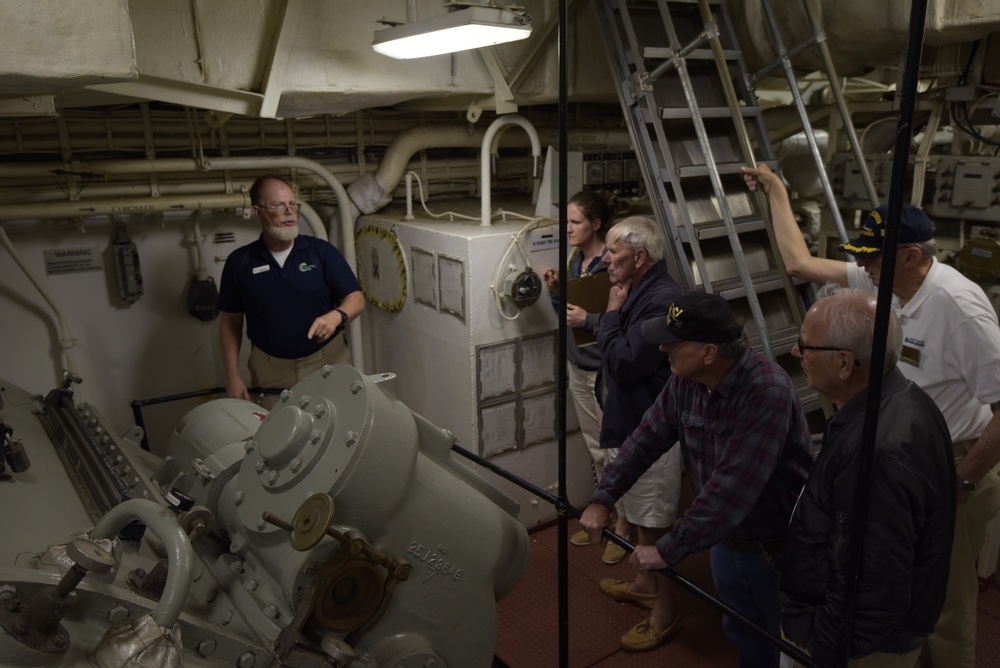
xmin=335 ymin=308 xmax=348 ymax=330
xmin=957 ymin=476 xmax=977 ymax=493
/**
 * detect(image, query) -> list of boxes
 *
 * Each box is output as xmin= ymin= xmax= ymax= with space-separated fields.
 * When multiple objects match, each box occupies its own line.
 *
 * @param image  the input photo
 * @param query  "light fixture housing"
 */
xmin=372 ymin=6 xmax=531 ymax=60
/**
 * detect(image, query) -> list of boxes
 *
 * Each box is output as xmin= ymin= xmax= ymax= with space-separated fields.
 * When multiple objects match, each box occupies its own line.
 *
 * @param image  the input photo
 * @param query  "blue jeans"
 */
xmin=710 ymin=541 xmax=782 ymax=668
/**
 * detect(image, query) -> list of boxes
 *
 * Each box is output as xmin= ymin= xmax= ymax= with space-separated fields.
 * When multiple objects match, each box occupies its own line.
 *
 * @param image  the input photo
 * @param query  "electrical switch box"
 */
xmin=112 ymin=228 xmax=143 ymax=303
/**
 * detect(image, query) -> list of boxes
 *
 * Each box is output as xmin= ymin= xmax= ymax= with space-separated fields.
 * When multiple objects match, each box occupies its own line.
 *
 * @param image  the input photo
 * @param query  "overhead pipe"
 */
xmin=479 ymin=115 xmax=541 ymax=227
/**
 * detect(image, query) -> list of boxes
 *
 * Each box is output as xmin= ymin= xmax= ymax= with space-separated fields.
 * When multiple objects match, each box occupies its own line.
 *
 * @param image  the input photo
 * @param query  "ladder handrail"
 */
xmin=654 ymin=0 xmax=775 ymax=357
xmin=695 ymin=0 xmax=804 ymax=325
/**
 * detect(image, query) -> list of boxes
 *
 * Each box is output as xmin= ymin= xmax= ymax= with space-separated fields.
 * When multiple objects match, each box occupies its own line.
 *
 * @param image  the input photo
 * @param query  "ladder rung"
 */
xmin=660 ymin=105 xmax=761 ymax=120
xmin=712 ymin=271 xmax=787 ymax=300
xmin=676 ymin=161 xmax=750 ymax=179
xmin=678 ymin=216 xmax=765 ymax=242
xmin=642 ymin=47 xmax=741 ymax=62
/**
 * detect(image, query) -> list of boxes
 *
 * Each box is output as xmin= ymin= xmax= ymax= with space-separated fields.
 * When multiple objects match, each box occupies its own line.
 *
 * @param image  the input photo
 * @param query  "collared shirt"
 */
xmin=593 ymin=349 xmax=813 ymax=565
xmin=847 ymin=258 xmax=1000 ymax=442
xmin=218 ymin=234 xmax=361 ymax=360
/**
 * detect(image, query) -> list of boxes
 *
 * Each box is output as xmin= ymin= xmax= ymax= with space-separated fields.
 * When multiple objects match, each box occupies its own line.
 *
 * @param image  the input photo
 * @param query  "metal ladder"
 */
xmin=594 ymin=0 xmax=801 ymax=360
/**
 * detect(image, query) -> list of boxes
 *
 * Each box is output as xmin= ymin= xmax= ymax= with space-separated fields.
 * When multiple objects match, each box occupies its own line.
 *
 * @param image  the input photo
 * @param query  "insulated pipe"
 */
xmin=0 ymin=225 xmax=77 ymax=376
xmin=90 ymin=499 xmax=194 ymax=628
xmin=480 ymin=115 xmax=541 ymax=227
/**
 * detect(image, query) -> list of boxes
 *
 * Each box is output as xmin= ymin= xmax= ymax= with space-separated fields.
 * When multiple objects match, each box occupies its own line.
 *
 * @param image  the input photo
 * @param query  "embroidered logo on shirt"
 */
xmin=252 ymin=265 xmax=270 ymax=274
xmin=298 ymin=262 xmax=318 ymax=272
xmin=903 ymin=336 xmax=925 ymax=347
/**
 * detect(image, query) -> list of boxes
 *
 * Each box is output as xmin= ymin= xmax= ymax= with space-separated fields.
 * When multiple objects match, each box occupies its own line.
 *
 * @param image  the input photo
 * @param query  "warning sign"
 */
xmin=44 ymin=247 xmax=103 ymax=276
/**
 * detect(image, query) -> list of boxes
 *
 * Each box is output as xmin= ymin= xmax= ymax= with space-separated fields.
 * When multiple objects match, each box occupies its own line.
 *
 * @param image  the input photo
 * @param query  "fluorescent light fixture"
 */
xmin=372 ymin=6 xmax=531 ymax=60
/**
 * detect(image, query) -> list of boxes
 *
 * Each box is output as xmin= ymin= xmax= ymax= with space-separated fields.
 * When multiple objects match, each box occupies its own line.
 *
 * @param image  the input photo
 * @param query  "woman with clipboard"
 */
xmin=542 ymin=189 xmax=630 ymax=565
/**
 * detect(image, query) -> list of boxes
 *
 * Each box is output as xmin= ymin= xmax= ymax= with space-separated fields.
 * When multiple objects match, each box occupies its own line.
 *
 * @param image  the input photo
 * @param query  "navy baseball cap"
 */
xmin=838 ymin=203 xmax=934 ymax=257
xmin=642 ymin=292 xmax=741 ymax=345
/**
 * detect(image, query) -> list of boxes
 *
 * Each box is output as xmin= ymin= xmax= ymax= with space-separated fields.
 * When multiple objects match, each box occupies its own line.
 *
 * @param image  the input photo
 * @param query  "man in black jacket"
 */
xmin=781 ymin=286 xmax=956 ymax=667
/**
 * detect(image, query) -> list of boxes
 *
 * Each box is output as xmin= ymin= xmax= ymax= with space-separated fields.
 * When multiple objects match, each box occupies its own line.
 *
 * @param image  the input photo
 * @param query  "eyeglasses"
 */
xmin=796 ymin=336 xmax=847 ymax=354
xmin=257 ymin=202 xmax=301 ymax=214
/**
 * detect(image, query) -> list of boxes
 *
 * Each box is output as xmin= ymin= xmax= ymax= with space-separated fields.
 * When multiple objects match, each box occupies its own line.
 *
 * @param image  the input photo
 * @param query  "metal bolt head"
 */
xmin=313 ymin=405 xmax=327 ymax=418
xmin=254 ymin=459 xmax=266 ymax=473
xmin=244 ymin=440 xmax=257 ymax=453
xmin=280 ymin=389 xmax=293 ymax=403
xmin=350 ymin=380 xmax=363 ymax=394
xmin=262 ymin=470 xmax=279 ymax=485
xmin=237 ymin=652 xmax=256 ymax=668
xmin=289 ymin=458 xmax=302 ymax=473
xmin=234 ymin=490 xmax=245 ymax=506
xmin=345 ymin=431 xmax=358 ymax=447
xmin=298 ymin=396 xmax=311 ymax=409
xmin=244 ymin=578 xmax=259 ymax=592
xmin=262 ymin=604 xmax=279 ymax=619
xmin=108 ymin=605 xmax=129 ymax=623
xmin=197 ymin=638 xmax=217 ymax=657
xmin=321 ymin=366 xmax=333 ymax=378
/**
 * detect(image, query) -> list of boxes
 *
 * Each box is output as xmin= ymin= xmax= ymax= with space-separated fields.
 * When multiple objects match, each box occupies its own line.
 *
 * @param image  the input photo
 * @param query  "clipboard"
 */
xmin=566 ymin=271 xmax=612 ymax=347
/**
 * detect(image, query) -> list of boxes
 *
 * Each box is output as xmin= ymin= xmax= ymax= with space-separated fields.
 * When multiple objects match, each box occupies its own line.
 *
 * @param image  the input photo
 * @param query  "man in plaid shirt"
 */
xmin=582 ymin=290 xmax=813 ymax=667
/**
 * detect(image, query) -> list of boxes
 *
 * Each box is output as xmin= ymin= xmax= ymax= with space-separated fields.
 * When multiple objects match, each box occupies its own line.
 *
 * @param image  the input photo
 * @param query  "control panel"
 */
xmin=930 ymin=156 xmax=1000 ymax=222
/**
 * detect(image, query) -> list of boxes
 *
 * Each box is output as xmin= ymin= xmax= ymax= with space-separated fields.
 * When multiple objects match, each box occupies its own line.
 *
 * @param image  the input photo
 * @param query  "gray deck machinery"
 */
xmin=0 ymin=364 xmax=528 ymax=667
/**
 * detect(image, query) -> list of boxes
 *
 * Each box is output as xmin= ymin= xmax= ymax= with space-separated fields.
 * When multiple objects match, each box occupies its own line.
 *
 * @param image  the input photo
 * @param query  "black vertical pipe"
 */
xmin=557 ymin=1 xmax=570 ymax=667
xmin=835 ymin=0 xmax=929 ymax=665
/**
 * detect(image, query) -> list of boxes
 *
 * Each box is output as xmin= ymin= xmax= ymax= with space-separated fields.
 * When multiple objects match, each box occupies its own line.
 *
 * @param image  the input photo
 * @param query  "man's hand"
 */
xmin=580 ymin=503 xmax=612 ymax=544
xmin=566 ymin=303 xmax=588 ymax=328
xmin=308 ymin=312 xmax=344 ymax=341
xmin=607 ymin=282 xmax=630 ymax=311
xmin=542 ymin=267 xmax=559 ymax=293
xmin=226 ymin=376 xmax=251 ymax=401
xmin=630 ymin=545 xmax=667 ymax=572
xmin=741 ymin=163 xmax=783 ymax=197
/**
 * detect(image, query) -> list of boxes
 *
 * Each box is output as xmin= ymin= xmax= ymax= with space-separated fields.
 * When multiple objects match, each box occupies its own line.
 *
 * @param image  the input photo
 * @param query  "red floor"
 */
xmin=495 ymin=522 xmax=1000 ymax=667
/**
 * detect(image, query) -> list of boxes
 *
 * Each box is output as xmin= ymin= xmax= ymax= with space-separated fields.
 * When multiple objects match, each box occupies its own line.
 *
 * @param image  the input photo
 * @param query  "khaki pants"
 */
xmin=567 ymin=363 xmax=604 ymax=477
xmin=248 ymin=334 xmax=351 ymax=410
xmin=923 ymin=440 xmax=1000 ymax=668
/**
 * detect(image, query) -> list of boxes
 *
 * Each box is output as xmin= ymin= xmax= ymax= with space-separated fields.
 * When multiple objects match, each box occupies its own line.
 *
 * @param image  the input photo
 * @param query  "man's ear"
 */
xmin=634 ymin=247 xmax=647 ymax=269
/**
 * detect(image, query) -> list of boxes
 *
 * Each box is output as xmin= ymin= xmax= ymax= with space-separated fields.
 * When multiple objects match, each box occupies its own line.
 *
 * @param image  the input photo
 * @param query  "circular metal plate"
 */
xmin=289 ymin=493 xmax=335 ymax=551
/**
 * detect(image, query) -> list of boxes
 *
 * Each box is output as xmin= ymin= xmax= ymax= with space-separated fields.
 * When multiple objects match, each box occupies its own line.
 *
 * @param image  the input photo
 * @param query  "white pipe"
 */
xmin=90 ymin=499 xmax=193 ymax=628
xmin=0 ymin=225 xmax=76 ymax=376
xmin=404 ymin=172 xmax=414 ymax=221
xmin=479 ymin=115 xmax=541 ymax=227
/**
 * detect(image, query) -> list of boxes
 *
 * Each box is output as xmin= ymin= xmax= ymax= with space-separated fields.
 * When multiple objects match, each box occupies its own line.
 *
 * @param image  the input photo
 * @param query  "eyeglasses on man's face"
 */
xmin=257 ymin=202 xmax=301 ymax=214
xmin=796 ymin=336 xmax=846 ymax=354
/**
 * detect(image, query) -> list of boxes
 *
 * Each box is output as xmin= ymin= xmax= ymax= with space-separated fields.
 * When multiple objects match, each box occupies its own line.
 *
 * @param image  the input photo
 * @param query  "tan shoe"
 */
xmin=620 ymin=617 xmax=683 ymax=652
xmin=598 ymin=578 xmax=656 ymax=609
xmin=570 ymin=530 xmax=592 ymax=546
xmin=602 ymin=541 xmax=628 ymax=565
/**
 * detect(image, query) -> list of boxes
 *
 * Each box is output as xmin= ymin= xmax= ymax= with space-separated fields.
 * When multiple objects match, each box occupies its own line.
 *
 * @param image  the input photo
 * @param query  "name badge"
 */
xmin=900 ymin=344 xmax=921 ymax=367
xmin=252 ymin=264 xmax=270 ymax=274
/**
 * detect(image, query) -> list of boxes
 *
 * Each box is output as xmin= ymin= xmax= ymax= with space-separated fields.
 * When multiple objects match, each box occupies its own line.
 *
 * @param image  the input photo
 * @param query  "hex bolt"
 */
xmin=320 ymin=366 xmax=333 ymax=378
xmin=309 ymin=429 xmax=322 ymax=444
xmin=280 ymin=389 xmax=293 ymax=403
xmin=262 ymin=470 xmax=279 ymax=486
xmin=234 ymin=490 xmax=245 ymax=506
xmin=254 ymin=459 xmax=266 ymax=473
xmin=197 ymin=638 xmax=217 ymax=657
xmin=244 ymin=579 xmax=259 ymax=592
xmin=262 ymin=604 xmax=279 ymax=619
xmin=230 ymin=560 xmax=244 ymax=574
xmin=237 ymin=652 xmax=256 ymax=668
xmin=313 ymin=405 xmax=327 ymax=418
xmin=350 ymin=380 xmax=363 ymax=395
xmin=344 ymin=431 xmax=358 ymax=447
xmin=298 ymin=396 xmax=311 ymax=409
xmin=244 ymin=440 xmax=257 ymax=453
xmin=289 ymin=458 xmax=302 ymax=473
xmin=108 ymin=605 xmax=129 ymax=623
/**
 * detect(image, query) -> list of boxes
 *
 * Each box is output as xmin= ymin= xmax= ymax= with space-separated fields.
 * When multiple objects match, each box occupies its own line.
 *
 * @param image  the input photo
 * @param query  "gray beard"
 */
xmin=266 ymin=224 xmax=299 ymax=242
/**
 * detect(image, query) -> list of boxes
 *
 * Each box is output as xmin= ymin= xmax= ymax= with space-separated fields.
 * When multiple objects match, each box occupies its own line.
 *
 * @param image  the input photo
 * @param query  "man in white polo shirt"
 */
xmin=743 ymin=163 xmax=1000 ymax=668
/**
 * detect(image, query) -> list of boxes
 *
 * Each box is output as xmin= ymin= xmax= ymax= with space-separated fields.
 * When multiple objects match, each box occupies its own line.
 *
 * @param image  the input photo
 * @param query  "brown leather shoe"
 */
xmin=598 ymin=578 xmax=656 ymax=609
xmin=620 ymin=617 xmax=683 ymax=652
xmin=602 ymin=541 xmax=627 ymax=565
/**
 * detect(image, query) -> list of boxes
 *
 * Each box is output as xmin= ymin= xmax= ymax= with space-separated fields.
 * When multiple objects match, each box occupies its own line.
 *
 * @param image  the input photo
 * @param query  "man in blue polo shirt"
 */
xmin=218 ymin=174 xmax=364 ymax=408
